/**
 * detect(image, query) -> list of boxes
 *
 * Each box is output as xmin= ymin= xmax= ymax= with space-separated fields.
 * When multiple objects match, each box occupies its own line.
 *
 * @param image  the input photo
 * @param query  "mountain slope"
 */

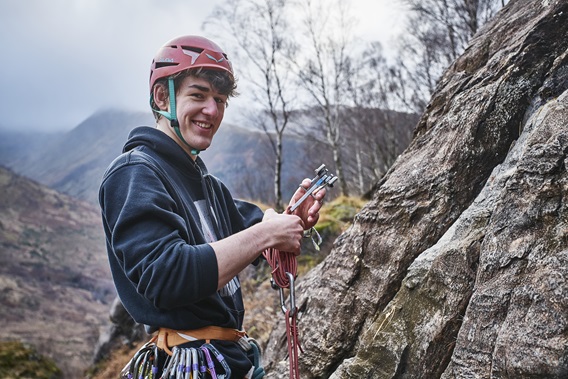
xmin=0 ymin=166 xmax=114 ymax=378
xmin=11 ymin=109 xmax=154 ymax=205
xmin=1 ymin=110 xmax=308 ymax=205
xmin=1 ymin=106 xmax=417 ymax=206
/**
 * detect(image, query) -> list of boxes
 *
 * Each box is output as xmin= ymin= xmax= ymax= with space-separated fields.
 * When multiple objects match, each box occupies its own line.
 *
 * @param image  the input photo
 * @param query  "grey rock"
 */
xmin=264 ymin=0 xmax=568 ymax=378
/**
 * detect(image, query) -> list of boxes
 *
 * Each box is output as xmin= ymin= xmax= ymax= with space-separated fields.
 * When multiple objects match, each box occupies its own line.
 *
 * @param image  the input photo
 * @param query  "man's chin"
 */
xmin=190 ymin=141 xmax=212 ymax=154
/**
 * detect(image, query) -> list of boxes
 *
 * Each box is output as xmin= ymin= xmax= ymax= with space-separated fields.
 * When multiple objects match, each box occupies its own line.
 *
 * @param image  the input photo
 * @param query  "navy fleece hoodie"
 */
xmin=99 ymin=126 xmax=264 ymax=376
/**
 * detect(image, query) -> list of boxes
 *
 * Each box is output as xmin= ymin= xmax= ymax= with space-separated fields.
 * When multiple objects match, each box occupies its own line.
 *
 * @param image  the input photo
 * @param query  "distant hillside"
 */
xmin=0 ymin=166 xmax=114 ymax=378
xmin=0 ymin=107 xmax=417 ymax=206
xmin=201 ymin=122 xmax=318 ymax=203
xmin=1 ymin=109 xmax=153 ymax=205
xmin=0 ymin=129 xmax=60 ymax=168
xmin=0 ymin=109 xmax=324 ymax=205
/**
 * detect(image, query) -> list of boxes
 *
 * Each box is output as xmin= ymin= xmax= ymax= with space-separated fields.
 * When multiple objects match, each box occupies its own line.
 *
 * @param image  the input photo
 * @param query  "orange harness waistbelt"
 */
xmin=155 ymin=326 xmax=247 ymax=355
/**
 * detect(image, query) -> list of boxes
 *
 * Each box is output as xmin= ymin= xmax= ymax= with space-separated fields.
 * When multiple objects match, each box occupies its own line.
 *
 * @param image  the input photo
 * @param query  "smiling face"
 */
xmin=154 ymin=75 xmax=228 ymax=158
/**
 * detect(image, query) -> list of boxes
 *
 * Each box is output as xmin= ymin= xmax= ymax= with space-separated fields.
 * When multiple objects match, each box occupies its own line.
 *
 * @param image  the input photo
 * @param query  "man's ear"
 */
xmin=153 ymin=83 xmax=169 ymax=111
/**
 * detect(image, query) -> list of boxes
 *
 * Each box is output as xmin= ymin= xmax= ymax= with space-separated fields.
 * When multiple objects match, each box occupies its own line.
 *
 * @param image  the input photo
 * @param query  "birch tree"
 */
xmin=344 ymin=42 xmax=416 ymax=193
xmin=207 ymin=0 xmax=295 ymax=210
xmin=395 ymin=0 xmax=508 ymax=112
xmin=292 ymin=0 xmax=354 ymax=196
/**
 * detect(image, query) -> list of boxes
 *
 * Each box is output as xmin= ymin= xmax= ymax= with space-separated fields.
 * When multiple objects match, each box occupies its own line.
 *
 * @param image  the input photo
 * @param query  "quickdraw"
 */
xmin=121 ymin=341 xmax=158 ymax=379
xmin=263 ymin=164 xmax=337 ymax=379
xmin=121 ymin=343 xmax=233 ymax=379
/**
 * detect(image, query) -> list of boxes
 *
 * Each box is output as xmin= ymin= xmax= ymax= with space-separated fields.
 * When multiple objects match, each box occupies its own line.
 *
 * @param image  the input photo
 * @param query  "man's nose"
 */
xmin=202 ymin=97 xmax=219 ymax=117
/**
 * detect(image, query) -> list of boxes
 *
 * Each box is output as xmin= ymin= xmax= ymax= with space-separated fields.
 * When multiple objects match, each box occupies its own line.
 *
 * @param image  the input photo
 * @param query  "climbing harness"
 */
xmin=263 ymin=164 xmax=337 ymax=379
xmin=120 ymin=326 xmax=265 ymax=378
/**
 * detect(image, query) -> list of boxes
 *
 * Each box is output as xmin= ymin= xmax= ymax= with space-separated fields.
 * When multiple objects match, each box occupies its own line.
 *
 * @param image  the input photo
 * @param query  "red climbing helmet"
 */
xmin=149 ymin=35 xmax=234 ymax=91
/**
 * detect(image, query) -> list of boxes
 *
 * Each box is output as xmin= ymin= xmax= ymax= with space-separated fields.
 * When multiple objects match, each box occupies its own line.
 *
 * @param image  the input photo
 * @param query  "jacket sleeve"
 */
xmin=100 ymin=161 xmax=219 ymax=309
xmin=231 ymin=196 xmax=265 ymax=265
xmin=233 ymin=199 xmax=264 ymax=229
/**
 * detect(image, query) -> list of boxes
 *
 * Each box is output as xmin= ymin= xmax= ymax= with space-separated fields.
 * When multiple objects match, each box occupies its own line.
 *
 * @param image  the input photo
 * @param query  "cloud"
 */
xmin=0 ymin=0 xmax=221 ymax=131
xmin=0 ymin=0 xmax=405 ymax=132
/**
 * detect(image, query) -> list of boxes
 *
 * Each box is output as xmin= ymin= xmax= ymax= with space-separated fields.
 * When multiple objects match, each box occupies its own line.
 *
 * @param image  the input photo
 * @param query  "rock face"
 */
xmin=264 ymin=0 xmax=568 ymax=378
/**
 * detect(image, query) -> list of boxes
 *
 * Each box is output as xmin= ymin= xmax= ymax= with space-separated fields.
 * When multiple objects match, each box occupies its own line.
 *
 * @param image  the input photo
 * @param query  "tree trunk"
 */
xmin=275 ymin=132 xmax=283 ymax=211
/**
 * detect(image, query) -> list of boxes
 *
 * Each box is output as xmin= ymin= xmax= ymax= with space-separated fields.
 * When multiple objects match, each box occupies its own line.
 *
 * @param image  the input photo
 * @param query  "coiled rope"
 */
xmin=263 ymin=219 xmax=301 ymax=379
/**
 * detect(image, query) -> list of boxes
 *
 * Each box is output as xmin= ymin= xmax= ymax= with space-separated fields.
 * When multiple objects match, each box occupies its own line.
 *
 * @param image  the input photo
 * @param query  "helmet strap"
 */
xmin=154 ymin=77 xmax=200 ymax=156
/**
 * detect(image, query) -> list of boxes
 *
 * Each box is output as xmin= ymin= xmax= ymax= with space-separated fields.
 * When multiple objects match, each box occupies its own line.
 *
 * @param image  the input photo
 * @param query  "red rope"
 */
xmin=263 ymin=208 xmax=302 ymax=378
xmin=286 ymin=309 xmax=301 ymax=379
xmin=263 ymin=204 xmax=300 ymax=285
xmin=261 ymin=168 xmax=334 ymax=378
xmin=263 ymin=247 xmax=297 ymax=288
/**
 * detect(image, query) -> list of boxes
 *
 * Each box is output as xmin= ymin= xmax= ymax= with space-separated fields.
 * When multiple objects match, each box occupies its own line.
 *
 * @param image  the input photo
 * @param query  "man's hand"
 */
xmin=262 ymin=208 xmax=305 ymax=254
xmin=288 ymin=178 xmax=326 ymax=230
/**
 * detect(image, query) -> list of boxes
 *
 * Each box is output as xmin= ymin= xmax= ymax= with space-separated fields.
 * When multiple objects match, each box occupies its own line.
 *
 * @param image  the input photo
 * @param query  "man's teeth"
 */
xmin=195 ymin=121 xmax=212 ymax=129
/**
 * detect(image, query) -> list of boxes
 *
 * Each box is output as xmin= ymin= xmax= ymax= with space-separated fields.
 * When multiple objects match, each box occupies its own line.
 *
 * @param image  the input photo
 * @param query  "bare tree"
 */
xmin=206 ymin=0 xmax=296 ymax=211
xmin=340 ymin=42 xmax=418 ymax=194
xmin=394 ymin=0 xmax=508 ymax=112
xmin=406 ymin=0 xmax=505 ymax=60
xmin=340 ymin=0 xmax=507 ymax=188
xmin=291 ymin=0 xmax=354 ymax=196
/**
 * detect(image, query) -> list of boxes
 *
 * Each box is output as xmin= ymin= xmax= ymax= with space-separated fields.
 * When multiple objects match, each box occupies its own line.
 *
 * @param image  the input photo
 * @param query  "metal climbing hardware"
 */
xmin=120 ymin=340 xmax=159 ymax=379
xmin=278 ymin=272 xmax=297 ymax=316
xmin=289 ymin=164 xmax=338 ymax=212
xmin=263 ymin=164 xmax=337 ymax=379
xmin=290 ymin=164 xmax=337 ymax=252
xmin=303 ymin=226 xmax=323 ymax=251
xmin=120 ymin=340 xmax=236 ymax=378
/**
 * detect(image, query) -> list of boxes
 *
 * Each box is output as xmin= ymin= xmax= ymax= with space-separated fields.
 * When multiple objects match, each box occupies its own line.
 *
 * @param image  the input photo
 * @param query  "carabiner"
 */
xmin=190 ymin=348 xmax=199 ymax=379
xmin=279 ymin=272 xmax=297 ymax=316
xmin=203 ymin=343 xmax=232 ymax=379
xmin=176 ymin=348 xmax=185 ymax=379
xmin=162 ymin=346 xmax=180 ymax=378
xmin=200 ymin=345 xmax=218 ymax=379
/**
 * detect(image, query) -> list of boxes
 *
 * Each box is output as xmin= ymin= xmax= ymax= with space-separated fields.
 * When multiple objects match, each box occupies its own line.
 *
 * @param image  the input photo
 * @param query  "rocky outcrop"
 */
xmin=93 ymin=297 xmax=146 ymax=364
xmin=264 ymin=0 xmax=568 ymax=377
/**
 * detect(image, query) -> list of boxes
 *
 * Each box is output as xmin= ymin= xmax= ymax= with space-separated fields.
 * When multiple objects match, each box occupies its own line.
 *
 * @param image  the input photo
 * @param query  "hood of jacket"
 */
xmin=123 ymin=126 xmax=209 ymax=180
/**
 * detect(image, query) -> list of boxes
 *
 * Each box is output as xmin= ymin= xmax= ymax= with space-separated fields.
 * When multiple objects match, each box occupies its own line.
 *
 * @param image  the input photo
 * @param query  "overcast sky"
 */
xmin=0 ymin=0 xmax=406 ymax=132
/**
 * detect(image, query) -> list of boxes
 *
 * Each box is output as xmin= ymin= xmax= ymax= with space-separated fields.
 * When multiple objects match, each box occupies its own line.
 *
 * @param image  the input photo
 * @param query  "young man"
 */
xmin=99 ymin=35 xmax=325 ymax=378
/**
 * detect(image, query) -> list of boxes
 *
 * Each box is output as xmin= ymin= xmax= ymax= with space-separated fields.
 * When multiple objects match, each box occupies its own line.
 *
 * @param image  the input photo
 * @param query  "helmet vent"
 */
xmin=181 ymin=46 xmax=204 ymax=54
xmin=155 ymin=62 xmax=179 ymax=69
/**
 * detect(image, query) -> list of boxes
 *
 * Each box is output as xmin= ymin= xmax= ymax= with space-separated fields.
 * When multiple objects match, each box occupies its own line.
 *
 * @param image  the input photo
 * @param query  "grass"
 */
xmin=316 ymin=195 xmax=366 ymax=235
xmin=0 ymin=341 xmax=62 ymax=379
